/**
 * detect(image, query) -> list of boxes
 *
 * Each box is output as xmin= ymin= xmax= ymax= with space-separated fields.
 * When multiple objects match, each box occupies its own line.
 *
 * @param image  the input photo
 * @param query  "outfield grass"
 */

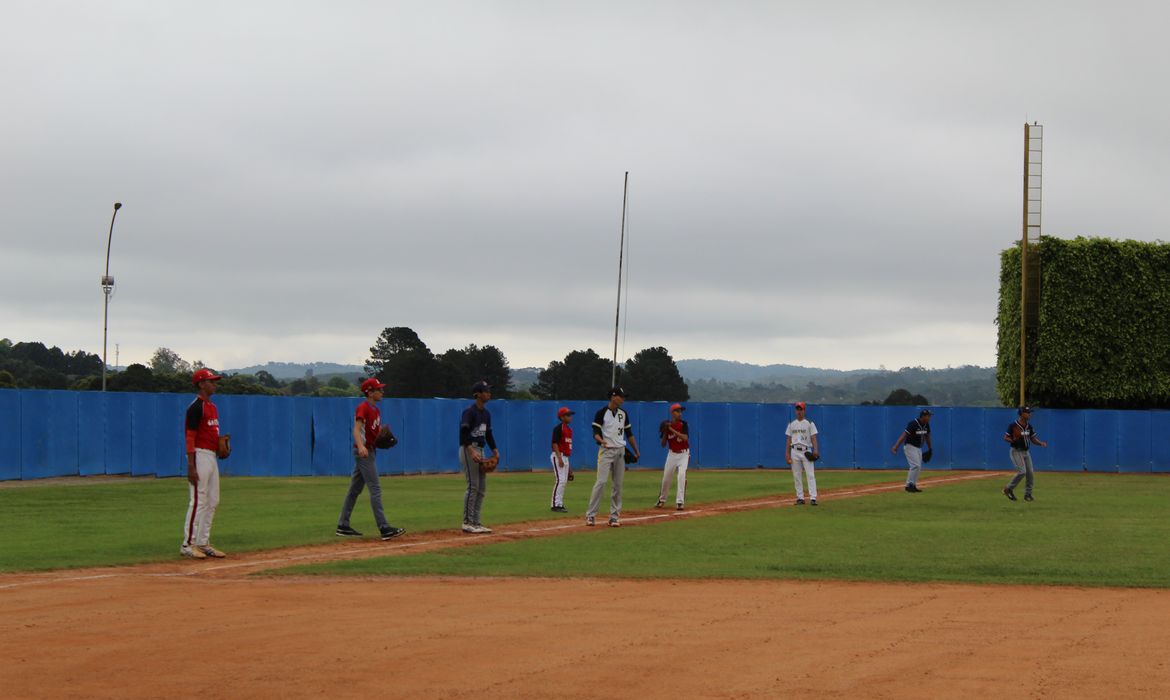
xmin=0 ymin=468 xmax=895 ymax=572
xmin=276 ymin=473 xmax=1170 ymax=588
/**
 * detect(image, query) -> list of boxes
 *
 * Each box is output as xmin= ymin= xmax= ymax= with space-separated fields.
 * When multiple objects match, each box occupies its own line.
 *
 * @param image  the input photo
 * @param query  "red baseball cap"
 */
xmin=557 ymin=407 xmax=575 ymax=418
xmin=191 ymin=368 xmax=222 ymax=384
xmin=794 ymin=401 xmax=806 ymax=410
xmin=670 ymin=403 xmax=685 ymax=412
xmin=361 ymin=378 xmax=387 ymax=394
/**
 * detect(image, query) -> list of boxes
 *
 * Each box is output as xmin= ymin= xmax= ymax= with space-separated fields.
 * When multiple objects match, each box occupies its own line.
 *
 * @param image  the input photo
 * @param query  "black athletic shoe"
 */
xmin=551 ymin=505 xmax=568 ymax=513
xmin=1024 ymin=493 xmax=1034 ymax=502
xmin=810 ymin=499 xmax=818 ymax=506
xmin=905 ymin=484 xmax=922 ymax=493
xmin=795 ymin=498 xmax=805 ymax=506
xmin=1003 ymin=487 xmax=1017 ymax=501
xmin=335 ymin=525 xmax=363 ymax=537
xmin=380 ymin=526 xmax=406 ymax=540
xmin=676 ymin=503 xmax=684 ymax=511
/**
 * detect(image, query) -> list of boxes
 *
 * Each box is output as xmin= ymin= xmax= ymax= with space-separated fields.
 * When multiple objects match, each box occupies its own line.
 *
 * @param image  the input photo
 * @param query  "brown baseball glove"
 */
xmin=480 ymin=456 xmax=500 ymax=473
xmin=217 ymin=434 xmax=232 ymax=460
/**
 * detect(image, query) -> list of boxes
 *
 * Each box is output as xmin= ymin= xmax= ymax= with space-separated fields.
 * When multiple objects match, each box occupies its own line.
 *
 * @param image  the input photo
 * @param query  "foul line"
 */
xmin=0 ymin=472 xmax=998 ymax=590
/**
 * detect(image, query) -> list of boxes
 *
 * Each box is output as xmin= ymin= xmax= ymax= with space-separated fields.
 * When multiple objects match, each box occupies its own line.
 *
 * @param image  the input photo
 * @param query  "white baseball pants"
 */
xmin=183 ymin=448 xmax=220 ymax=547
xmin=550 ymin=452 xmax=570 ymax=507
xmin=658 ymin=449 xmax=689 ymax=505
xmin=790 ymin=448 xmax=817 ymax=500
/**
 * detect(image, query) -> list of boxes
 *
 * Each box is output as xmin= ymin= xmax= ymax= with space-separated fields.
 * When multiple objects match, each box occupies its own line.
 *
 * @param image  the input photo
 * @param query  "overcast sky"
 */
xmin=3 ymin=1 xmax=1167 ymax=373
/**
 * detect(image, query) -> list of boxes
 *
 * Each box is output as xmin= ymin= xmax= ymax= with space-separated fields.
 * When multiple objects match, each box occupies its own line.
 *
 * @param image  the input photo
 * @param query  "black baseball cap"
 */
xmin=609 ymin=386 xmax=627 ymax=398
xmin=472 ymin=380 xmax=492 ymax=394
xmin=919 ymin=409 xmax=933 ymax=416
xmin=1018 ymin=406 xmax=1033 ymax=415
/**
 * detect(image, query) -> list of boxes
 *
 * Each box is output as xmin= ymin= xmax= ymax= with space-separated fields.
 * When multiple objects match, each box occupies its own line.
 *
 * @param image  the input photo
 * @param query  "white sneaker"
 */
xmin=180 ymin=545 xmax=207 ymax=559
xmin=199 ymin=545 xmax=226 ymax=558
xmin=474 ymin=524 xmax=493 ymax=534
xmin=462 ymin=524 xmax=476 ymax=533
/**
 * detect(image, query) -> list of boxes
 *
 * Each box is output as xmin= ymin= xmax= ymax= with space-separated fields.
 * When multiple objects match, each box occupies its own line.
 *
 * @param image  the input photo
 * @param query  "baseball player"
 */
xmin=181 ymin=368 xmax=227 ymax=559
xmin=459 ymin=380 xmax=501 ymax=533
xmin=550 ymin=407 xmax=574 ymax=512
xmin=1003 ymin=406 xmax=1048 ymax=502
xmin=891 ymin=409 xmax=933 ymax=493
xmin=656 ymin=403 xmax=689 ymax=511
xmin=335 ymin=378 xmax=406 ymax=541
xmin=586 ymin=387 xmax=640 ymax=527
xmin=785 ymin=401 xmax=820 ymax=506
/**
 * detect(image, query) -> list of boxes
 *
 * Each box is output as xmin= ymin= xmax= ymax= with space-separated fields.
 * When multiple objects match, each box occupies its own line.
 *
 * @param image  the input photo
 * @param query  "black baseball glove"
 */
xmin=922 ymin=450 xmax=932 ymax=463
xmin=624 ymin=448 xmax=638 ymax=465
xmin=803 ymin=450 xmax=820 ymax=462
xmin=375 ymin=426 xmax=398 ymax=449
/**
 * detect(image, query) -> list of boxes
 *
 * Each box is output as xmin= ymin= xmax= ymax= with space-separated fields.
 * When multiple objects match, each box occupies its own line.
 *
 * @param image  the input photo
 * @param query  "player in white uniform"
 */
xmin=785 ymin=401 xmax=820 ymax=505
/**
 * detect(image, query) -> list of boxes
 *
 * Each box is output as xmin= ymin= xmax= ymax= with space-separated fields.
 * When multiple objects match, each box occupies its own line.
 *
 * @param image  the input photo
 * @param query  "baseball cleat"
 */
xmin=335 ymin=525 xmax=363 ymax=537
xmin=585 ymin=516 xmax=595 ymax=527
xmin=473 ymin=524 xmax=493 ymax=534
xmin=676 ymin=503 xmax=684 ymax=511
xmin=608 ymin=518 xmax=621 ymax=527
xmin=655 ymin=500 xmax=665 ymax=508
xmin=905 ymin=484 xmax=922 ymax=493
xmin=1003 ymin=487 xmax=1017 ymax=501
xmin=462 ymin=523 xmax=477 ymax=533
xmin=380 ymin=526 xmax=406 ymax=540
xmin=810 ymin=499 xmax=818 ymax=506
xmin=551 ymin=505 xmax=568 ymax=512
xmin=1023 ymin=493 xmax=1034 ymax=502
xmin=180 ymin=545 xmax=207 ymax=560
xmin=795 ymin=498 xmax=805 ymax=506
xmin=198 ymin=545 xmax=226 ymax=558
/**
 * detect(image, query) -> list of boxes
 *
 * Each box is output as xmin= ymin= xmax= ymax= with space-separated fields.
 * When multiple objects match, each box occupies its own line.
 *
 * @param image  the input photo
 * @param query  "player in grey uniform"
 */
xmin=891 ymin=409 xmax=933 ymax=493
xmin=785 ymin=401 xmax=820 ymax=506
xmin=586 ymin=387 xmax=640 ymax=527
xmin=1003 ymin=406 xmax=1047 ymax=502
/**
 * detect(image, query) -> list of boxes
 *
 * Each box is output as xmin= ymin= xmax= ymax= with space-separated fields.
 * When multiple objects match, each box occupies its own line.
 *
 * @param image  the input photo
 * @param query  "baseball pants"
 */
xmin=790 ymin=448 xmax=817 ymax=500
xmin=1007 ymin=448 xmax=1035 ymax=494
xmin=550 ymin=452 xmax=570 ymax=508
xmin=459 ymin=446 xmax=488 ymax=526
xmin=903 ymin=444 xmax=923 ymax=486
xmin=182 ymin=448 xmax=220 ymax=548
xmin=658 ymin=449 xmax=689 ymax=505
xmin=337 ymin=451 xmax=390 ymax=531
xmin=587 ymin=446 xmax=625 ymax=520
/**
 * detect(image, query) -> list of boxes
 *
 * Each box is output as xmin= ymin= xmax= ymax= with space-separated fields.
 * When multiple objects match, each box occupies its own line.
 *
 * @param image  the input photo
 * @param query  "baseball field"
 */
xmin=3 ymin=468 xmax=1169 ymax=698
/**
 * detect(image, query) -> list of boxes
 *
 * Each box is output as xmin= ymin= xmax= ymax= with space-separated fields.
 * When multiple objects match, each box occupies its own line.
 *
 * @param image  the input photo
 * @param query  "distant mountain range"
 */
xmin=224 ymin=359 xmax=999 ymax=405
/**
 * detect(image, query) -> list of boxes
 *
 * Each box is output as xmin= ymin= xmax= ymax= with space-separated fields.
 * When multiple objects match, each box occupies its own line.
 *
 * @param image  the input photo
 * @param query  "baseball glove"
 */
xmin=624 ymin=448 xmax=638 ymax=465
xmin=567 ymin=469 xmax=574 ymax=481
xmin=803 ymin=450 xmax=820 ymax=462
xmin=659 ymin=420 xmax=670 ymax=447
xmin=216 ymin=434 xmax=232 ymax=460
xmin=480 ymin=456 xmax=499 ymax=473
xmin=922 ymin=450 xmax=933 ymax=463
xmin=375 ymin=426 xmax=398 ymax=449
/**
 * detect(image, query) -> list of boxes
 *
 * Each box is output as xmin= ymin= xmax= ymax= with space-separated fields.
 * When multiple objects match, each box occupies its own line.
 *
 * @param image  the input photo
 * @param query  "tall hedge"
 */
xmin=997 ymin=236 xmax=1170 ymax=408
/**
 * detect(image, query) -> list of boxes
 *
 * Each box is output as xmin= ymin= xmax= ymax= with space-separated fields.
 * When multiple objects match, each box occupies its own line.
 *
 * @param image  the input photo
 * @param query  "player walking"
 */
xmin=1003 ymin=406 xmax=1048 ymax=502
xmin=549 ymin=407 xmax=574 ymax=512
xmin=181 ymin=368 xmax=227 ymax=559
xmin=656 ymin=403 xmax=689 ymax=511
xmin=891 ymin=409 xmax=933 ymax=493
xmin=785 ymin=401 xmax=820 ymax=506
xmin=335 ymin=378 xmax=406 ymax=541
xmin=459 ymin=381 xmax=501 ymax=533
xmin=587 ymin=387 xmax=639 ymax=527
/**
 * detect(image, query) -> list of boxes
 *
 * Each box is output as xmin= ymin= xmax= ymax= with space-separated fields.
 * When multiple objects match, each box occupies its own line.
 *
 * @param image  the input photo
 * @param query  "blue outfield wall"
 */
xmin=1 ymin=388 xmax=1168 ymax=480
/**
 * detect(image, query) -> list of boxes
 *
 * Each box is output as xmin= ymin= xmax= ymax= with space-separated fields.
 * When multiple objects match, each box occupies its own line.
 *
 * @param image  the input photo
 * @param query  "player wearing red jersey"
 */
xmin=181 ymin=369 xmax=226 ymax=559
xmin=549 ymin=407 xmax=574 ymax=512
xmin=656 ymin=403 xmax=690 ymax=510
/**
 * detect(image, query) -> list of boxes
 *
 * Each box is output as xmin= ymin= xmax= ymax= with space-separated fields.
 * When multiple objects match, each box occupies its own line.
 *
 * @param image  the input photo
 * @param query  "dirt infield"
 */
xmin=3 ymin=474 xmax=1169 ymax=699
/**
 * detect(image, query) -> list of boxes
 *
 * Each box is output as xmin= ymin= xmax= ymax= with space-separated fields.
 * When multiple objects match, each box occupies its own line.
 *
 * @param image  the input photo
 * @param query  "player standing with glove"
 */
xmin=656 ymin=403 xmax=690 ymax=511
xmin=587 ymin=387 xmax=639 ymax=527
xmin=1003 ymin=406 xmax=1047 ymax=502
xmin=785 ymin=401 xmax=820 ymax=506
xmin=460 ymin=380 xmax=501 ymax=533
xmin=891 ymin=409 xmax=933 ymax=493
xmin=335 ymin=378 xmax=405 ymax=541
xmin=181 ymin=369 xmax=227 ymax=559
xmin=549 ymin=407 xmax=574 ymax=512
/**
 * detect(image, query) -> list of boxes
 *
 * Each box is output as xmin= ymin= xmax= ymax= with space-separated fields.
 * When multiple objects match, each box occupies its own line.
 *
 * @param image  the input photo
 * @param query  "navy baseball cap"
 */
xmin=609 ymin=386 xmax=627 ymax=398
xmin=1018 ymin=406 xmax=1033 ymax=415
xmin=472 ymin=380 xmax=492 ymax=394
xmin=919 ymin=409 xmax=933 ymax=416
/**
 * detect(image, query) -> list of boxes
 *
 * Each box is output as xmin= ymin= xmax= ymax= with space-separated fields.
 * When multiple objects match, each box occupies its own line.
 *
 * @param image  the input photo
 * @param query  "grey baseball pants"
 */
xmin=587 ymin=446 xmax=625 ymax=520
xmin=1007 ymin=448 xmax=1035 ymax=494
xmin=337 ymin=451 xmax=389 ymax=530
xmin=460 ymin=446 xmax=488 ymax=526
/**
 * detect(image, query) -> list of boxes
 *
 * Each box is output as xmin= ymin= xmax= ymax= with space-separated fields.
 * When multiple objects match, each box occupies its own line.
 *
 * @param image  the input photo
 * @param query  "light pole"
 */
xmin=101 ymin=202 xmax=122 ymax=391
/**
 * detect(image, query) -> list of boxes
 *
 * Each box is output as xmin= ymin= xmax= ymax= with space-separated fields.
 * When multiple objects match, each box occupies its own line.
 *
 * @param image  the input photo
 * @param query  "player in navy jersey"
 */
xmin=891 ymin=409 xmax=933 ymax=493
xmin=1003 ymin=406 xmax=1048 ymax=502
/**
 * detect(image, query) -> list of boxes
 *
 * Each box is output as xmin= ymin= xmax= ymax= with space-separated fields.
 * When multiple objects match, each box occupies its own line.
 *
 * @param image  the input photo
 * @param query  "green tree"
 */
xmin=883 ymin=388 xmax=929 ymax=406
xmin=0 ymin=369 xmax=15 ymax=388
xmin=254 ymin=370 xmax=283 ymax=389
xmin=621 ymin=347 xmax=689 ymax=402
xmin=365 ymin=326 xmax=440 ymax=398
xmin=149 ymin=347 xmax=192 ymax=376
xmin=532 ymin=348 xmax=613 ymax=400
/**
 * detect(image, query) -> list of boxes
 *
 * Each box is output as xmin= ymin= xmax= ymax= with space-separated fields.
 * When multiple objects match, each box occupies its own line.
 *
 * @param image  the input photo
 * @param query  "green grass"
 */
xmin=275 ymin=473 xmax=1170 ymax=588
xmin=0 ymin=468 xmax=894 ymax=572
